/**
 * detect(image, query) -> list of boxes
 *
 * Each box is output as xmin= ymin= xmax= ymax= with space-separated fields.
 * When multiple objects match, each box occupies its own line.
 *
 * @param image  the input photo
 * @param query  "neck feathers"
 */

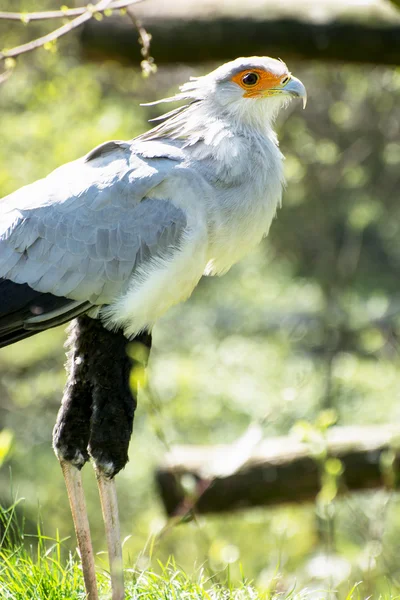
xmin=140 ymin=97 xmax=280 ymax=154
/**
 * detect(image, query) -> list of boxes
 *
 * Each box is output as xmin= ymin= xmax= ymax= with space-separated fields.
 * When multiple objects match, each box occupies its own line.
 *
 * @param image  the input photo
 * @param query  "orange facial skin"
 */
xmin=231 ymin=68 xmax=290 ymax=98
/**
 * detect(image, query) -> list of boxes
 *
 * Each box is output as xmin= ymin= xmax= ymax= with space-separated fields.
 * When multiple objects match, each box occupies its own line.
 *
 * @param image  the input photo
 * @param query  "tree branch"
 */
xmin=126 ymin=6 xmax=156 ymax=75
xmin=0 ymin=69 xmax=12 ymax=85
xmin=156 ymin=425 xmax=400 ymax=516
xmin=0 ymin=0 xmax=143 ymax=23
xmin=0 ymin=0 xmax=146 ymax=61
xmin=81 ymin=16 xmax=400 ymax=67
xmin=0 ymin=0 xmax=148 ymax=85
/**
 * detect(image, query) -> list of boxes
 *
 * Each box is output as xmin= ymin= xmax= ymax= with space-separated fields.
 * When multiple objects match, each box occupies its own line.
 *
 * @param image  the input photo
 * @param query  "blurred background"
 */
xmin=0 ymin=0 xmax=400 ymax=597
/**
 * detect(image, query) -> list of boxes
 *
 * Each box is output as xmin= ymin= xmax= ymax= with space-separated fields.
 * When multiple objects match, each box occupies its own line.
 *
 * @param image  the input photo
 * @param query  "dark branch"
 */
xmin=156 ymin=425 xmax=400 ymax=516
xmin=81 ymin=16 xmax=400 ymax=66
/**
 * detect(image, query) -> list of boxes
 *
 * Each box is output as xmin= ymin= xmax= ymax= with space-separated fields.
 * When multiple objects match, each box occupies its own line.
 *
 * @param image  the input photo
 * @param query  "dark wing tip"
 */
xmin=0 ymin=279 xmax=93 ymax=348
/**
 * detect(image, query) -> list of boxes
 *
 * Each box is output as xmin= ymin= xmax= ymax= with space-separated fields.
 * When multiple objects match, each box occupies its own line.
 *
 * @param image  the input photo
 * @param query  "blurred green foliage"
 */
xmin=1 ymin=2 xmax=400 ymax=598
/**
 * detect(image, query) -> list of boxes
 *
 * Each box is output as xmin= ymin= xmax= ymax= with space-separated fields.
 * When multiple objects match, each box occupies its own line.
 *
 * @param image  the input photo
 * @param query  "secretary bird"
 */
xmin=0 ymin=56 xmax=306 ymax=599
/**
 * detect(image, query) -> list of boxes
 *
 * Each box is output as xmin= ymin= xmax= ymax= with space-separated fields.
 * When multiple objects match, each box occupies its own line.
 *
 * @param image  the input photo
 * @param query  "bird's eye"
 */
xmin=281 ymin=75 xmax=290 ymax=85
xmin=241 ymin=72 xmax=260 ymax=87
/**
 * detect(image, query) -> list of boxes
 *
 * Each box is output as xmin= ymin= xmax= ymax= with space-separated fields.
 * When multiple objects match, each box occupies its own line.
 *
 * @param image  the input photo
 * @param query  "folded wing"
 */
xmin=0 ymin=140 xmax=187 ymax=346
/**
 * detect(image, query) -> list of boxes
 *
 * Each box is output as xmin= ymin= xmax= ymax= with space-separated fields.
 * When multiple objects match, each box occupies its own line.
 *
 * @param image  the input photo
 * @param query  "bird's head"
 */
xmin=143 ymin=57 xmax=306 ymax=140
xmin=192 ymin=56 xmax=306 ymax=115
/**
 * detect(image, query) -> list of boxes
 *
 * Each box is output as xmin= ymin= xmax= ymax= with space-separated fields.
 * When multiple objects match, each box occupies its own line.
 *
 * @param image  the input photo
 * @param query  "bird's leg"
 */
xmin=60 ymin=461 xmax=99 ymax=600
xmin=95 ymin=473 xmax=123 ymax=600
xmin=53 ymin=318 xmax=98 ymax=600
xmin=86 ymin=320 xmax=152 ymax=600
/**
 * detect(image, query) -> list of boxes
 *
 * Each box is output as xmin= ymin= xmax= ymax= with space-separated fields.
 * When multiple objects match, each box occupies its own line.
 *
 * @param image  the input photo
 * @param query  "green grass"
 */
xmin=0 ymin=501 xmax=288 ymax=600
xmin=0 ymin=500 xmax=367 ymax=600
xmin=0 ymin=543 xmax=284 ymax=600
xmin=1 ymin=502 xmax=398 ymax=600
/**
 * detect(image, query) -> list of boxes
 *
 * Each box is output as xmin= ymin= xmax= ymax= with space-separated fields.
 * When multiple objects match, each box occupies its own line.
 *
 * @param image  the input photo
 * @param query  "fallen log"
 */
xmin=155 ymin=425 xmax=400 ymax=516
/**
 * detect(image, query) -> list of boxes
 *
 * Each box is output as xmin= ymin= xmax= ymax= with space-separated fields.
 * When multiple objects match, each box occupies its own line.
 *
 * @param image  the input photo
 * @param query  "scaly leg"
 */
xmin=96 ymin=473 xmax=124 ymax=600
xmin=61 ymin=461 xmax=99 ymax=600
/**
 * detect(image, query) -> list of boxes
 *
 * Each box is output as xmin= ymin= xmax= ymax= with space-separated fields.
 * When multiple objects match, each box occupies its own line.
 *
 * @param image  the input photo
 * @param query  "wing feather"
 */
xmin=0 ymin=142 xmax=187 ymax=307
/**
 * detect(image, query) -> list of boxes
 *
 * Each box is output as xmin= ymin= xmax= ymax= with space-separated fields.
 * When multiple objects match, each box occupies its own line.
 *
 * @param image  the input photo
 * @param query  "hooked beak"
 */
xmin=283 ymin=76 xmax=307 ymax=108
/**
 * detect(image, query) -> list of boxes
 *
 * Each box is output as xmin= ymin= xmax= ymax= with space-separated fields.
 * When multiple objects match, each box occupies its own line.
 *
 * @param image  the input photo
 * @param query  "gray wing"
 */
xmin=0 ymin=140 xmax=187 ymax=306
